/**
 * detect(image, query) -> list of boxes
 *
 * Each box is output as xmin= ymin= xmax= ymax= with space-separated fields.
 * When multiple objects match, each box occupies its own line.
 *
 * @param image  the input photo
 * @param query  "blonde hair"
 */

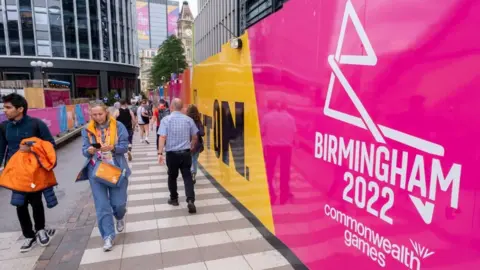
xmin=89 ymin=101 xmax=111 ymax=120
xmin=89 ymin=101 xmax=109 ymax=111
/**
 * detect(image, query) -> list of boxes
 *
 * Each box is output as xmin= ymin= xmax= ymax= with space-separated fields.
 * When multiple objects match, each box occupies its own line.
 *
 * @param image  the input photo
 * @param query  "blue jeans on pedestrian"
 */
xmin=191 ymin=152 xmax=200 ymax=174
xmin=88 ymin=166 xmax=128 ymax=240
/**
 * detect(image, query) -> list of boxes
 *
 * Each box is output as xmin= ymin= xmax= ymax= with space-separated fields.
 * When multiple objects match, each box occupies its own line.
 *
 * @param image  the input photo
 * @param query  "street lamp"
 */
xmin=30 ymin=61 xmax=54 ymax=87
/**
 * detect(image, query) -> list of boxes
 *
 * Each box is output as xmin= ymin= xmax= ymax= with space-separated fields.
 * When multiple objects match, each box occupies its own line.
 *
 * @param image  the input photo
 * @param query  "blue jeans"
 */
xmin=191 ymin=152 xmax=200 ymax=174
xmin=88 ymin=167 xmax=128 ymax=240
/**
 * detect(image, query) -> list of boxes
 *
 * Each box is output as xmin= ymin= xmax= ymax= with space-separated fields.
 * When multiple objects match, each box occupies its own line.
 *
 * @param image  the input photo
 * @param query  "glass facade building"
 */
xmin=0 ymin=0 xmax=139 ymax=98
xmin=136 ymin=0 xmax=170 ymax=50
xmin=194 ymin=0 xmax=289 ymax=63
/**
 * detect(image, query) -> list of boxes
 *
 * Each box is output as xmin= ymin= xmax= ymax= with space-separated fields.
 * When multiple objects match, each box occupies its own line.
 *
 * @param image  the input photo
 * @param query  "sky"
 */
xmin=181 ymin=0 xmax=198 ymax=17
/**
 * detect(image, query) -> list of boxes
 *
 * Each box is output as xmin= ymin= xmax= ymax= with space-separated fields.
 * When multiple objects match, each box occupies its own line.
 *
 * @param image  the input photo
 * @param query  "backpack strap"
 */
xmin=0 ymin=120 xmax=7 ymax=138
xmin=30 ymin=117 xmax=40 ymax=138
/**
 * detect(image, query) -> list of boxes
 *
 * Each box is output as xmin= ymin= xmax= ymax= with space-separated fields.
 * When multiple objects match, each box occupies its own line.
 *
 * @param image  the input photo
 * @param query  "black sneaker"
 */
xmin=187 ymin=201 xmax=197 ymax=214
xmin=36 ymin=229 xmax=51 ymax=247
xmin=20 ymin=238 xmax=36 ymax=253
xmin=45 ymin=228 xmax=57 ymax=238
xmin=168 ymin=199 xmax=179 ymax=206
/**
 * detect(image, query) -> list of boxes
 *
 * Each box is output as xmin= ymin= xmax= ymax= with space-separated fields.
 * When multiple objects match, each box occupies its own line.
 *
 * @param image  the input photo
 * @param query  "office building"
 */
xmin=194 ymin=0 xmax=239 ymax=63
xmin=139 ymin=48 xmax=156 ymax=93
xmin=0 ymin=0 xmax=140 ymax=99
xmin=137 ymin=0 xmax=179 ymax=50
xmin=194 ymin=0 xmax=289 ymax=63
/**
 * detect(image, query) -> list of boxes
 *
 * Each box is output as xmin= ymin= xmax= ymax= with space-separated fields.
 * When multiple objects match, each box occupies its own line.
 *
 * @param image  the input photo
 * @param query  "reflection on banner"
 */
xmin=66 ymin=105 xmax=76 ymax=129
xmin=137 ymin=2 xmax=150 ymax=40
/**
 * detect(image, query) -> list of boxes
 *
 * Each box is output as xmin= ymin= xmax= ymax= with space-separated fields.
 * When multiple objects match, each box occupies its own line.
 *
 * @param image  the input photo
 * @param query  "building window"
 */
xmin=4 ymin=73 xmax=30 ymax=80
xmin=76 ymin=0 xmax=89 ymax=59
xmin=19 ymin=0 xmax=35 ymax=56
xmin=125 ymin=0 xmax=130 ymax=64
xmin=34 ymin=5 xmax=50 ymax=56
xmin=6 ymin=9 xmax=21 ymax=55
xmin=0 ymin=8 xmax=6 ymax=55
xmin=63 ymin=0 xmax=77 ymax=58
xmin=76 ymin=75 xmax=98 ymax=98
xmin=89 ymin=0 xmax=100 ymax=60
xmin=48 ymin=7 xmax=64 ymax=57
xmin=119 ymin=0 xmax=124 ymax=63
xmin=110 ymin=0 xmax=118 ymax=62
xmin=100 ymin=0 xmax=109 ymax=61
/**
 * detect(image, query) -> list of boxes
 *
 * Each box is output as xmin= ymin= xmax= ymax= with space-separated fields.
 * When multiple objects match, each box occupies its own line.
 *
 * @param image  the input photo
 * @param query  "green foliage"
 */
xmin=150 ymin=35 xmax=188 ymax=87
xmin=104 ymin=91 xmax=118 ymax=106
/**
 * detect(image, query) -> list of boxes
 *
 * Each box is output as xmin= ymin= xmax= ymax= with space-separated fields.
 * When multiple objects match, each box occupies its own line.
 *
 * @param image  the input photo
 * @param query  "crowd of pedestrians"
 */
xmin=0 ymin=94 xmax=205 ymax=253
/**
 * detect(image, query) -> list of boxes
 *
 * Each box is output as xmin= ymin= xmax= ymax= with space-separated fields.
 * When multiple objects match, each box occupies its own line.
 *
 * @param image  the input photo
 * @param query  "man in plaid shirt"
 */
xmin=157 ymin=98 xmax=198 ymax=214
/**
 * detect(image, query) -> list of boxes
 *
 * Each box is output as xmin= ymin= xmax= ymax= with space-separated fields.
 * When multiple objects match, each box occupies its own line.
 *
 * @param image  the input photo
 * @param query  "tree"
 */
xmin=150 ymin=36 xmax=188 ymax=87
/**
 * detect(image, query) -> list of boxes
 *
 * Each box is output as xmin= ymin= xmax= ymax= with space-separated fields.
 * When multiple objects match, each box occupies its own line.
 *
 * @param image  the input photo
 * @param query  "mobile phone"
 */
xmin=91 ymin=143 xmax=101 ymax=149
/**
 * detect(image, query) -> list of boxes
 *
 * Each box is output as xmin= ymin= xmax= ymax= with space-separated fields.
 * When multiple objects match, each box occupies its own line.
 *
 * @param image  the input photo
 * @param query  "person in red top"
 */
xmin=153 ymin=99 xmax=170 ymax=150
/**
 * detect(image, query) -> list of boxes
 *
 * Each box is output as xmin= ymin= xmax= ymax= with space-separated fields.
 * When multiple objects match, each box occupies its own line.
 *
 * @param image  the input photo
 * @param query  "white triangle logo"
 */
xmin=326 ymin=0 xmax=444 ymax=225
xmin=409 ymin=195 xmax=434 ymax=224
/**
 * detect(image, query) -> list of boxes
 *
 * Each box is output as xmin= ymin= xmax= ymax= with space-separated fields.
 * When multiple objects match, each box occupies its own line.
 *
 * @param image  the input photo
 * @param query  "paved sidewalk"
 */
xmin=78 ymin=131 xmax=294 ymax=270
xmin=0 ymin=126 xmax=89 ymax=270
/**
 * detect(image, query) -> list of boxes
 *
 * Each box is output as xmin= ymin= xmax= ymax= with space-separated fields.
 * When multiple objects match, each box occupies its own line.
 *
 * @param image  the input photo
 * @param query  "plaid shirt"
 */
xmin=158 ymin=111 xmax=199 ymax=152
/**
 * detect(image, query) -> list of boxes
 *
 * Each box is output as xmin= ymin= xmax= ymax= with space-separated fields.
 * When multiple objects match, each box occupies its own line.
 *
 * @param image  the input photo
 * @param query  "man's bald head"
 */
xmin=171 ymin=98 xmax=183 ymax=111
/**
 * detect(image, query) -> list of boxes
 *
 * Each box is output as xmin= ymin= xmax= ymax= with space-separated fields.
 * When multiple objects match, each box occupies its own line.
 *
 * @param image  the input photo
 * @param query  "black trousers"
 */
xmin=166 ymin=150 xmax=195 ymax=202
xmin=156 ymin=125 xmax=160 ymax=150
xmin=16 ymin=191 xmax=45 ymax=238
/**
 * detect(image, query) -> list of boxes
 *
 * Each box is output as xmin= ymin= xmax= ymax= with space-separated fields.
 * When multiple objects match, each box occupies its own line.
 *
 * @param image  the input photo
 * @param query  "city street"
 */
xmin=0 ymin=131 xmax=295 ymax=270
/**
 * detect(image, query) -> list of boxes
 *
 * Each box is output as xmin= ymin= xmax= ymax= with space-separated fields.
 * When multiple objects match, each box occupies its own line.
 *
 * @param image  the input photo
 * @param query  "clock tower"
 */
xmin=177 ymin=1 xmax=194 ymax=67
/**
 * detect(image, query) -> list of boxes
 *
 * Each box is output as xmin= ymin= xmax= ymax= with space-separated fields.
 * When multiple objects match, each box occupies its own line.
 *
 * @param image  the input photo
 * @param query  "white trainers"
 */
xmin=116 ymin=219 xmax=125 ymax=233
xmin=103 ymin=236 xmax=114 ymax=252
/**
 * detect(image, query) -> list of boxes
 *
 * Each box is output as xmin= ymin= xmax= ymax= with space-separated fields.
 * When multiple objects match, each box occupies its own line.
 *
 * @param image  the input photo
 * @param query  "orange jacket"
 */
xmin=0 ymin=137 xmax=57 ymax=192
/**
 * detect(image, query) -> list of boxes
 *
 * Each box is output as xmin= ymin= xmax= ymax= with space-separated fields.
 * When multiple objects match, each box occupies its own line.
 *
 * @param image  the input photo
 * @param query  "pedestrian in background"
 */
xmin=137 ymin=100 xmax=150 ymax=144
xmin=77 ymin=102 xmax=131 ymax=251
xmin=157 ymin=98 xmax=198 ymax=214
xmin=186 ymin=104 xmax=204 ymax=184
xmin=153 ymin=99 xmax=170 ymax=150
xmin=113 ymin=99 xmax=136 ymax=161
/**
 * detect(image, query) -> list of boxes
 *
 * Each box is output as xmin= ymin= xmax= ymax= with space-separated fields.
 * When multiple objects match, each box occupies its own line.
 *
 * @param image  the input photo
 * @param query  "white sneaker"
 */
xmin=116 ymin=219 xmax=125 ymax=233
xmin=103 ymin=236 xmax=114 ymax=252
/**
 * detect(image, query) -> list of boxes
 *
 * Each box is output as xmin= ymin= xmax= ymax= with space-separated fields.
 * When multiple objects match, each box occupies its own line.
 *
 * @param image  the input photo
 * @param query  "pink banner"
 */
xmin=44 ymin=89 xmax=71 ymax=107
xmin=81 ymin=103 xmax=90 ymax=122
xmin=29 ymin=107 xmax=61 ymax=137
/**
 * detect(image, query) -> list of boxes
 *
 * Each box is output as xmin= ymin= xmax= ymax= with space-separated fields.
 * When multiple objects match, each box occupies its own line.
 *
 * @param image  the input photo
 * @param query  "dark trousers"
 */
xmin=127 ymin=129 xmax=133 ymax=145
xmin=156 ymin=125 xmax=160 ymax=150
xmin=16 ymin=191 xmax=45 ymax=238
xmin=265 ymin=145 xmax=293 ymax=203
xmin=166 ymin=150 xmax=195 ymax=202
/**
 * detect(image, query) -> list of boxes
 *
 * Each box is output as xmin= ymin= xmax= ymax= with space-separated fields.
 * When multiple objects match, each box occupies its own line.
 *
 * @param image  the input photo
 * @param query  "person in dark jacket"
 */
xmin=186 ymin=104 xmax=204 ymax=184
xmin=153 ymin=99 xmax=170 ymax=151
xmin=113 ymin=99 xmax=136 ymax=161
xmin=0 ymin=93 xmax=57 ymax=253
